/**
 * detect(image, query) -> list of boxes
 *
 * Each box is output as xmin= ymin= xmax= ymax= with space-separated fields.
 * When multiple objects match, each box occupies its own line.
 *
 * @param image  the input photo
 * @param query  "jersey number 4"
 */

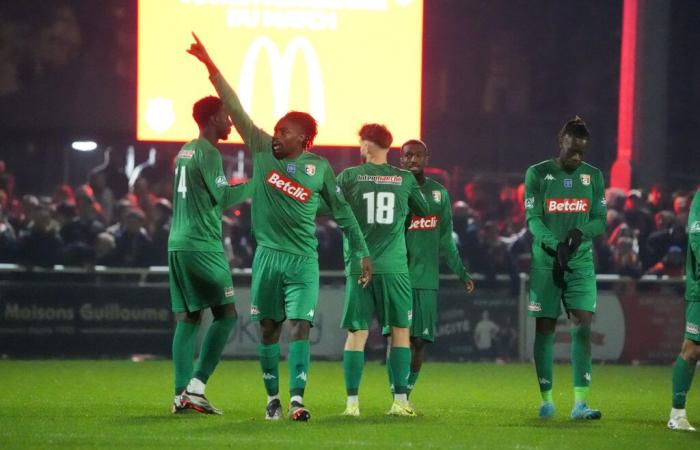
xmin=175 ymin=166 xmax=187 ymax=199
xmin=362 ymin=192 xmax=395 ymax=224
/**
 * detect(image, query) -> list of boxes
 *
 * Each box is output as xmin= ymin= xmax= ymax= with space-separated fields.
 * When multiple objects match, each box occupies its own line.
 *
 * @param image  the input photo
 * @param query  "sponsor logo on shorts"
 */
xmin=545 ymin=198 xmax=590 ymax=213
xmin=525 ymin=197 xmax=535 ymax=209
xmin=356 ymin=175 xmax=403 ymax=185
xmin=266 ymin=170 xmax=311 ymax=203
xmin=216 ymin=176 xmax=229 ymax=188
xmin=408 ymin=215 xmax=440 ymax=231
xmin=305 ymin=164 xmax=316 ymax=176
xmin=178 ymin=150 xmax=195 ymax=159
xmin=528 ymin=303 xmax=542 ymax=312
xmin=581 ymin=174 xmax=591 ymax=186
xmin=251 ymin=306 xmax=259 ymax=315
xmin=687 ymin=322 xmax=700 ymax=335
xmin=408 ymin=309 xmax=413 ymax=321
xmin=224 ymin=287 xmax=234 ymax=297
xmin=432 ymin=190 xmax=441 ymax=203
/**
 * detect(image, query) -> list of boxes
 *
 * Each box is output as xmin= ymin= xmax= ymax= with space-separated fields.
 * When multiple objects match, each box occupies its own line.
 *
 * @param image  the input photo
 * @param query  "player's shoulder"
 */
xmin=425 ymin=177 xmax=447 ymax=192
xmin=527 ymin=159 xmax=554 ymax=174
xmin=580 ymin=161 xmax=603 ymax=175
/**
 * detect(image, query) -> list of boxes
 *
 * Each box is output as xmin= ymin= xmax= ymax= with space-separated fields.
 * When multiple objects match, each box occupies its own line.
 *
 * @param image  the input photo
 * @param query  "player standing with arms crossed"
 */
xmin=187 ymin=33 xmax=371 ymax=422
xmin=668 ymin=188 xmax=700 ymax=432
xmin=338 ymin=124 xmax=429 ymax=417
xmin=169 ymin=96 xmax=253 ymax=415
xmin=524 ymin=117 xmax=606 ymax=420
xmin=383 ymin=139 xmax=474 ymax=408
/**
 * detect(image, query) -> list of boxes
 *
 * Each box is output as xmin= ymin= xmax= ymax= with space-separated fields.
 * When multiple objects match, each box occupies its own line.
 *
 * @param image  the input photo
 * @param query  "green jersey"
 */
xmin=211 ymin=73 xmax=369 ymax=260
xmin=168 ymin=138 xmax=252 ymax=252
xmin=686 ymin=191 xmax=700 ymax=301
xmin=337 ymin=163 xmax=429 ymax=275
xmin=405 ymin=177 xmax=471 ymax=289
xmin=524 ymin=159 xmax=607 ymax=270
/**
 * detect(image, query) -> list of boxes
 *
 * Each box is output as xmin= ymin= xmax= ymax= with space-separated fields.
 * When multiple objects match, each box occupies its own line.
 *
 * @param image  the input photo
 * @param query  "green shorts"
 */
xmin=528 ymin=266 xmax=596 ymax=319
xmin=685 ymin=301 xmax=700 ymax=342
xmin=251 ymin=246 xmax=319 ymax=323
xmin=341 ymin=273 xmax=412 ymax=331
xmin=168 ymin=251 xmax=235 ymax=313
xmin=410 ymin=289 xmax=438 ymax=342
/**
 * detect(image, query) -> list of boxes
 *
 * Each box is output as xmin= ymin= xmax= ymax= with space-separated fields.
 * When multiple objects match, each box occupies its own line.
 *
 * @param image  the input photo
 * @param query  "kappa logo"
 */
xmin=528 ymin=303 xmax=542 ymax=312
xmin=239 ymin=36 xmax=325 ymax=122
xmin=538 ymin=378 xmax=551 ymax=385
xmin=216 ymin=176 xmax=229 ymax=188
xmin=423 ymin=328 xmax=430 ymax=335
xmin=584 ymin=372 xmax=592 ymax=382
xmin=224 ymin=287 xmax=235 ymax=298
xmin=296 ymin=371 xmax=308 ymax=382
xmin=687 ymin=322 xmax=699 ymax=335
xmin=408 ymin=215 xmax=440 ymax=231
xmin=546 ymin=198 xmax=590 ymax=213
xmin=266 ymin=170 xmax=311 ymax=203
xmin=544 ymin=174 xmax=556 ymax=181
xmin=525 ymin=197 xmax=535 ymax=209
xmin=432 ymin=190 xmax=441 ymax=203
xmin=262 ymin=372 xmax=277 ymax=380
xmin=691 ymin=221 xmax=700 ymax=234
xmin=307 ymin=309 xmax=315 ymax=318
xmin=305 ymin=164 xmax=316 ymax=176
xmin=581 ymin=174 xmax=591 ymax=186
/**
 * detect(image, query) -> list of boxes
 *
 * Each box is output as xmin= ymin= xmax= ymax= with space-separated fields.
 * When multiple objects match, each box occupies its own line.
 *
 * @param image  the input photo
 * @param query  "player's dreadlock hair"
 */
xmin=558 ymin=116 xmax=590 ymax=144
xmin=281 ymin=111 xmax=318 ymax=150
xmin=359 ymin=123 xmax=393 ymax=149
xmin=401 ymin=139 xmax=428 ymax=153
xmin=192 ymin=96 xmax=223 ymax=128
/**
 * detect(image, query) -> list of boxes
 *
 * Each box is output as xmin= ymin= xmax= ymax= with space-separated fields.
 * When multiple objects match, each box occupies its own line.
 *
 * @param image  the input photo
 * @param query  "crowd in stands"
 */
xmin=0 ymin=160 xmax=696 ymax=283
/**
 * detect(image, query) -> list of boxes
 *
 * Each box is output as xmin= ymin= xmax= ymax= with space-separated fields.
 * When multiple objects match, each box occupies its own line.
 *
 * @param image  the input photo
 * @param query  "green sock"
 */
xmin=534 ymin=331 xmax=554 ymax=402
xmin=172 ymin=321 xmax=198 ymax=395
xmin=407 ymin=371 xmax=420 ymax=397
xmin=343 ymin=350 xmax=365 ymax=396
xmin=386 ymin=354 xmax=394 ymax=395
xmin=571 ymin=324 xmax=592 ymax=402
xmin=289 ymin=340 xmax=310 ymax=397
xmin=390 ymin=346 xmax=411 ymax=395
xmin=672 ymin=356 xmax=696 ymax=409
xmin=193 ymin=316 xmax=236 ymax=384
xmin=258 ymin=343 xmax=280 ymax=396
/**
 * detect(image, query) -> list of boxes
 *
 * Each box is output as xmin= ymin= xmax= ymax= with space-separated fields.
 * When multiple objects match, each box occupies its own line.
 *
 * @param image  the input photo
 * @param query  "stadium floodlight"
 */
xmin=72 ymin=141 xmax=98 ymax=152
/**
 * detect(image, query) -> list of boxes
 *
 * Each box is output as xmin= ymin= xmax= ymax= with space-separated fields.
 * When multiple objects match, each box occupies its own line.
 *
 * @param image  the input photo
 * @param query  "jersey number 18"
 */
xmin=363 ymin=192 xmax=395 ymax=224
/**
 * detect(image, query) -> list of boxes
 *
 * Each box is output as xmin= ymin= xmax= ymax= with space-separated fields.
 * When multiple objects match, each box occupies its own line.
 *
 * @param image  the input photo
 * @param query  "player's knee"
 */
xmin=289 ymin=319 xmax=310 ymax=340
xmin=211 ymin=303 xmax=237 ymax=320
xmin=345 ymin=330 xmax=368 ymax=350
xmin=681 ymin=339 xmax=700 ymax=362
xmin=178 ymin=311 xmax=201 ymax=324
xmin=260 ymin=319 xmax=282 ymax=343
xmin=535 ymin=318 xmax=556 ymax=334
xmin=411 ymin=337 xmax=427 ymax=352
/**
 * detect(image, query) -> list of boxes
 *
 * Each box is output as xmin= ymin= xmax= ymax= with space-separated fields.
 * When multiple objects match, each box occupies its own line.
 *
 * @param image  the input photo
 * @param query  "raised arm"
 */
xmin=524 ymin=166 xmax=560 ymax=252
xmin=187 ymin=33 xmax=271 ymax=153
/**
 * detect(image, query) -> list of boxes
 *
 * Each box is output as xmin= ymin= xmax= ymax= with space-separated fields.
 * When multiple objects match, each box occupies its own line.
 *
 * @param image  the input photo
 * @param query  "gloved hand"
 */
xmin=556 ymin=242 xmax=573 ymax=273
xmin=566 ymin=228 xmax=583 ymax=253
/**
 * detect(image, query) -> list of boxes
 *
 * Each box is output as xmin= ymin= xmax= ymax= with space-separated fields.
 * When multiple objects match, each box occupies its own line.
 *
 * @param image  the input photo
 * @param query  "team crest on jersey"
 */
xmin=286 ymin=163 xmax=296 ymax=174
xmin=525 ymin=197 xmax=535 ymax=209
xmin=215 ymin=176 xmax=228 ymax=188
xmin=564 ymin=178 xmax=573 ymax=189
xmin=432 ymin=190 xmax=441 ymax=203
xmin=691 ymin=221 xmax=700 ymax=233
xmin=580 ymin=174 xmax=591 ymax=186
xmin=305 ymin=164 xmax=316 ymax=176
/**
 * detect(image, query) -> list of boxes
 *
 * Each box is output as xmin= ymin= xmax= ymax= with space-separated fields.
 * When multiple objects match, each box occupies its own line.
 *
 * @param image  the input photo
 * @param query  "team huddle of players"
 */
xmin=166 ymin=33 xmax=700 ymax=430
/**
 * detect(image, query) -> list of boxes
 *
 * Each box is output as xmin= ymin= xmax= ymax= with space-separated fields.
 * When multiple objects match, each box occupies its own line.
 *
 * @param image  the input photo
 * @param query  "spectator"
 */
xmin=89 ymin=171 xmax=115 ymax=224
xmin=106 ymin=208 xmax=153 ymax=267
xmin=644 ymin=210 xmax=687 ymax=269
xmin=16 ymin=204 xmax=63 ymax=267
xmin=646 ymin=245 xmax=685 ymax=277
xmin=0 ymin=199 xmax=17 ymax=262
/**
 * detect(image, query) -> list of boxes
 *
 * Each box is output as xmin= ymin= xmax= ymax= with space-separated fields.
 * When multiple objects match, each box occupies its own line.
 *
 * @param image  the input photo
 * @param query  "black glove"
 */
xmin=556 ymin=242 xmax=573 ymax=273
xmin=566 ymin=228 xmax=583 ymax=253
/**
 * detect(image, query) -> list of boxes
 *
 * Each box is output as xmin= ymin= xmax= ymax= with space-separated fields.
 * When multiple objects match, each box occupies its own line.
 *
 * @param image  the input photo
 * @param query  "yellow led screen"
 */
xmin=137 ymin=0 xmax=423 ymax=146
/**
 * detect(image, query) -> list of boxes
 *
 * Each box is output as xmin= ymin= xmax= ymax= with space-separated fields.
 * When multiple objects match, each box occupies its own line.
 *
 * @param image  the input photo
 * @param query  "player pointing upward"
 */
xmin=188 ymin=33 xmax=371 ymax=421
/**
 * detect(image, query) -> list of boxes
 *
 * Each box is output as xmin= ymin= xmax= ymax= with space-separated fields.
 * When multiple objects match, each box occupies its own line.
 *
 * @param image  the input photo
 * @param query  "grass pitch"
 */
xmin=0 ymin=361 xmax=697 ymax=449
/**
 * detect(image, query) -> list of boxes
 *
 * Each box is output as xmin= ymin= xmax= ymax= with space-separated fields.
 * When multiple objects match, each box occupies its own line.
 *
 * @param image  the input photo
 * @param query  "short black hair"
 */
xmin=401 ymin=139 xmax=428 ymax=153
xmin=281 ymin=111 xmax=318 ymax=149
xmin=192 ymin=96 xmax=223 ymax=128
xmin=359 ymin=123 xmax=393 ymax=149
xmin=558 ymin=116 xmax=590 ymax=143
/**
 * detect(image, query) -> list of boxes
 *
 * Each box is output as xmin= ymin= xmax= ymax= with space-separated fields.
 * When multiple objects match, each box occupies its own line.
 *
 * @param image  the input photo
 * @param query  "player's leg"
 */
xmin=406 ymin=289 xmax=438 ymax=400
xmin=529 ymin=268 xmax=561 ymax=418
xmin=565 ymin=267 xmax=600 ymax=420
xmin=669 ymin=301 xmax=700 ymax=431
xmin=340 ymin=275 xmax=375 ymax=416
xmin=283 ymin=252 xmax=319 ymax=421
xmin=251 ymin=247 xmax=286 ymax=420
xmin=409 ymin=337 xmax=427 ymax=397
xmin=384 ymin=274 xmax=415 ymax=416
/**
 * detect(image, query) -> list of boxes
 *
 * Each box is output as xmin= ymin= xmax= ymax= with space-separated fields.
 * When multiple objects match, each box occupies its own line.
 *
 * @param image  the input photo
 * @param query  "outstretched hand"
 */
xmin=186 ymin=32 xmax=215 ymax=69
xmin=463 ymin=279 xmax=475 ymax=294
